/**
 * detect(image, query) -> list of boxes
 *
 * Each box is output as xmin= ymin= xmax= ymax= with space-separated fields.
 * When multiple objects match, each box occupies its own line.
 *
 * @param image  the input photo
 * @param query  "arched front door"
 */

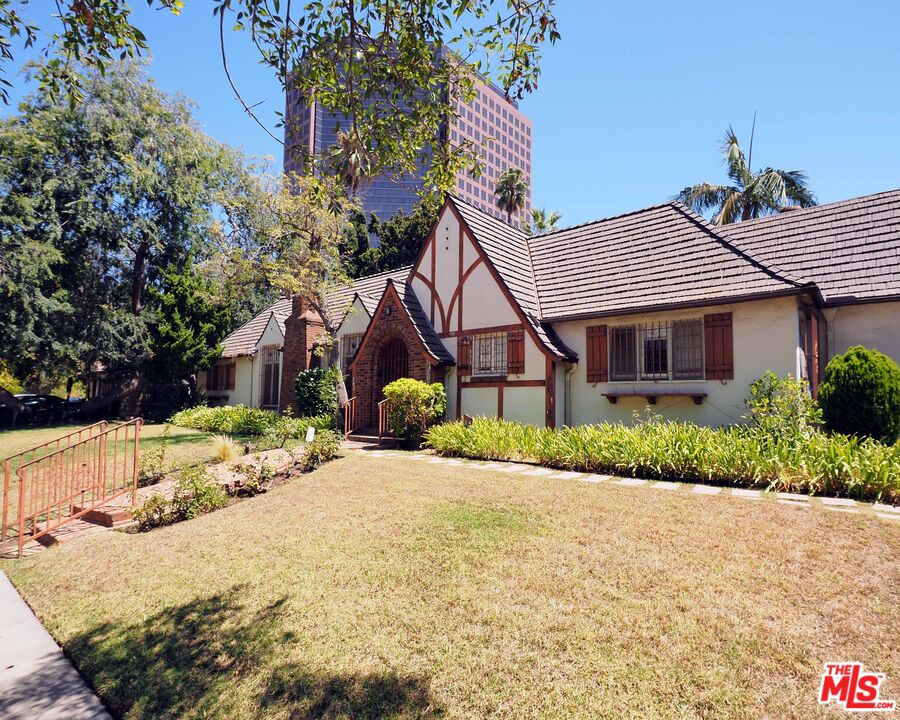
xmin=378 ymin=337 xmax=408 ymax=389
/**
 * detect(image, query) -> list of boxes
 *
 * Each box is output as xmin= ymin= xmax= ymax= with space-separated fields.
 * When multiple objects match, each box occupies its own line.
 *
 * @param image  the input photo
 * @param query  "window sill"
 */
xmin=469 ymin=374 xmax=508 ymax=382
xmin=602 ymin=390 xmax=707 ymax=406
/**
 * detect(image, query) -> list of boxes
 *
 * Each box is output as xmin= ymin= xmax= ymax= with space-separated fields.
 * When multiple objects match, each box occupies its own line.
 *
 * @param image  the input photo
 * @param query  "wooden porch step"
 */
xmin=346 ymin=432 xmax=396 ymax=447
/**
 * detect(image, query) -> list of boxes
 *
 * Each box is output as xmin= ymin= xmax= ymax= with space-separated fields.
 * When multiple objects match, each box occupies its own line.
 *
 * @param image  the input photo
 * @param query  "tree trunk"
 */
xmin=131 ymin=240 xmax=150 ymax=315
xmin=0 ymin=386 xmax=24 ymax=426
xmin=80 ymin=377 xmax=140 ymax=415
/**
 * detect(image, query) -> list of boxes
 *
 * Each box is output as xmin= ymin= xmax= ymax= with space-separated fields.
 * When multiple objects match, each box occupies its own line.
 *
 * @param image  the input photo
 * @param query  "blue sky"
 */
xmin=5 ymin=1 xmax=900 ymax=226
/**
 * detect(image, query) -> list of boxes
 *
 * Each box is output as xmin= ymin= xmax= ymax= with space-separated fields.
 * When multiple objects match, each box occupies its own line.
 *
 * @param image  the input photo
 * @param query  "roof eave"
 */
xmin=541 ymin=286 xmax=820 ymax=325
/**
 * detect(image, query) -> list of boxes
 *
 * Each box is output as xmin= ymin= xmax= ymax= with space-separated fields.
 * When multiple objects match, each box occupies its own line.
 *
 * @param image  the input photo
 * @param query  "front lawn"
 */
xmin=0 ymin=422 xmax=218 ymax=472
xmin=3 ymin=452 xmax=899 ymax=719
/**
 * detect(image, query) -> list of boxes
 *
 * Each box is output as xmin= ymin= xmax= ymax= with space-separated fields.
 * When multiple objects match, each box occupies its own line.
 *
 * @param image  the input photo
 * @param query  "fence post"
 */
xmin=2 ymin=458 xmax=10 ymax=542
xmin=17 ymin=466 xmax=26 ymax=558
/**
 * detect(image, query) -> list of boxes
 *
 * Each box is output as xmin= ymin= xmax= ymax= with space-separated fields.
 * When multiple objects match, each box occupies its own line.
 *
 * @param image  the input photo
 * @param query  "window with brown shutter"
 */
xmin=586 ymin=325 xmax=608 ymax=382
xmin=457 ymin=335 xmax=472 ymax=377
xmin=507 ymin=329 xmax=525 ymax=374
xmin=228 ymin=362 xmax=236 ymax=389
xmin=704 ymin=312 xmax=734 ymax=380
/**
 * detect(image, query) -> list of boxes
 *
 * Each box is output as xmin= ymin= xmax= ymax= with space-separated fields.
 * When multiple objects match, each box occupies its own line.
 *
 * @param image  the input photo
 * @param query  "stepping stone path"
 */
xmin=352 ymin=449 xmax=900 ymax=523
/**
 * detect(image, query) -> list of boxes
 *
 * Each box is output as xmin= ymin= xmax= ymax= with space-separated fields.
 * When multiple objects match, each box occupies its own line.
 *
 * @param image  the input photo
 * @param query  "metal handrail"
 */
xmin=11 ymin=419 xmax=142 ymax=556
xmin=377 ymin=399 xmax=391 ymax=442
xmin=2 ymin=421 xmax=108 ymax=542
xmin=342 ymin=396 xmax=357 ymax=438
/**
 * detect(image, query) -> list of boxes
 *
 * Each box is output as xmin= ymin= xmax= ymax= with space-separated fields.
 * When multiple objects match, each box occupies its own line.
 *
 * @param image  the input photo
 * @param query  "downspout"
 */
xmin=564 ymin=363 xmax=576 ymax=427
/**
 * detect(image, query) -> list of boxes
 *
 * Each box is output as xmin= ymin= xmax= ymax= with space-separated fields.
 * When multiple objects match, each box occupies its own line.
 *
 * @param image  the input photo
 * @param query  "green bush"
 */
xmin=299 ymin=429 xmax=342 ymax=472
xmin=425 ymin=417 xmax=900 ymax=504
xmin=132 ymin=466 xmax=229 ymax=530
xmin=745 ymin=371 xmax=821 ymax=439
xmin=294 ymin=367 xmax=340 ymax=418
xmin=169 ymin=404 xmax=333 ymax=437
xmin=382 ymin=378 xmax=447 ymax=448
xmin=818 ymin=346 xmax=900 ymax=443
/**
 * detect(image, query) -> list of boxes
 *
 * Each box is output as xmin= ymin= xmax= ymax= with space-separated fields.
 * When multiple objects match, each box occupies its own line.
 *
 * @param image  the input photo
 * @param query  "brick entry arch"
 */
xmin=349 ymin=283 xmax=439 ymax=428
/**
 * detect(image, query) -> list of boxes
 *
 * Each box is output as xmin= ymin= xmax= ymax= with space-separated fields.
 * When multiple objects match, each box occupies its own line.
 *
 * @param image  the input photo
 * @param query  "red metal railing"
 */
xmin=4 ymin=419 xmax=142 ymax=557
xmin=377 ymin=399 xmax=391 ymax=442
xmin=2 ymin=421 xmax=108 ymax=544
xmin=343 ymin=396 xmax=357 ymax=438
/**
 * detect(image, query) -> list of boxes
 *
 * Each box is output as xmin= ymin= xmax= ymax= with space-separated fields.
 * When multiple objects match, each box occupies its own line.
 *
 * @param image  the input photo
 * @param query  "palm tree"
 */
xmin=494 ymin=167 xmax=528 ymax=225
xmin=677 ymin=125 xmax=816 ymax=224
xmin=529 ymin=207 xmax=562 ymax=235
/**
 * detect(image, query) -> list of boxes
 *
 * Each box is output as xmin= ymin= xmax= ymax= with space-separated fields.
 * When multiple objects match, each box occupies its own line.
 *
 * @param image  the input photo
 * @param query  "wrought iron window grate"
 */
xmin=609 ymin=320 xmax=704 ymax=381
xmin=473 ymin=332 xmax=507 ymax=376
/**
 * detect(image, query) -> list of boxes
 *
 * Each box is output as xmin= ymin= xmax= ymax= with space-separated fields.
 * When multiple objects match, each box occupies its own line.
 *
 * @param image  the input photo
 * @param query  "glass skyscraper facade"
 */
xmin=284 ymin=77 xmax=532 ymax=229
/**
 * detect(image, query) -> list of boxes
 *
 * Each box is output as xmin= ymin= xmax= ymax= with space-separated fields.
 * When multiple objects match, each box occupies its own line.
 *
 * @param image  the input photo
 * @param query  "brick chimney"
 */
xmin=279 ymin=295 xmax=326 ymax=413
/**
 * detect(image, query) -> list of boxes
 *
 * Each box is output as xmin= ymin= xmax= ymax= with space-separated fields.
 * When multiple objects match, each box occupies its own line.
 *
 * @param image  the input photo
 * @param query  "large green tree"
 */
xmin=0 ymin=61 xmax=257 ymax=415
xmin=0 ymin=1 xmax=559 ymax=194
xmin=677 ymin=126 xmax=816 ymax=225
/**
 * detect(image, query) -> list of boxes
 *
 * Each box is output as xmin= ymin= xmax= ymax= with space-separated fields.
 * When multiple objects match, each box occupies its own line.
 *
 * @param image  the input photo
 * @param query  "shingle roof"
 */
xmin=220 ymin=298 xmax=291 ymax=358
xmin=719 ymin=189 xmax=900 ymax=304
xmin=325 ymin=266 xmax=412 ymax=325
xmin=450 ymin=197 xmax=576 ymax=359
xmin=393 ymin=281 xmax=456 ymax=364
xmin=526 ymin=202 xmax=811 ymax=322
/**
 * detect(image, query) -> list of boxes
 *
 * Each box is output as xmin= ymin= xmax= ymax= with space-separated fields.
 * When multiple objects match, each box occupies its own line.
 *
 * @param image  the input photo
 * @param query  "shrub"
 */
xmin=169 ymin=404 xmax=334 ymax=437
xmin=170 ymin=466 xmax=229 ymax=520
xmin=745 ymin=371 xmax=822 ymax=439
xmin=299 ymin=429 xmax=342 ymax=472
xmin=138 ymin=424 xmax=171 ymax=486
xmin=425 ymin=417 xmax=900 ymax=504
xmin=382 ymin=378 xmax=447 ymax=448
xmin=818 ymin=346 xmax=900 ymax=443
xmin=294 ymin=367 xmax=340 ymax=418
xmin=133 ymin=493 xmax=175 ymax=530
xmin=211 ymin=434 xmax=242 ymax=463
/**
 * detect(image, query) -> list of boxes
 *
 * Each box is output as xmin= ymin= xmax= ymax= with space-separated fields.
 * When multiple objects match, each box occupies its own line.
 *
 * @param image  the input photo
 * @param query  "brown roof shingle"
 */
xmin=527 ymin=202 xmax=810 ymax=322
xmin=720 ymin=189 xmax=900 ymax=304
xmin=220 ymin=298 xmax=291 ymax=358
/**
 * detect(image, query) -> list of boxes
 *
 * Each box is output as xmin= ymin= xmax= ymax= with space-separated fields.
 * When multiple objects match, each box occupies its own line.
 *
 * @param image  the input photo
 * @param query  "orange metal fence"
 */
xmin=2 ymin=419 xmax=142 ymax=557
xmin=343 ymin=396 xmax=357 ymax=438
xmin=377 ymin=399 xmax=391 ymax=442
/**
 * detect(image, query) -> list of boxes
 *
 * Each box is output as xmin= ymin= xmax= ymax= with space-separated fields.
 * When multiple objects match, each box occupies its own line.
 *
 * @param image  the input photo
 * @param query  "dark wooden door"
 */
xmin=379 ymin=338 xmax=408 ymax=388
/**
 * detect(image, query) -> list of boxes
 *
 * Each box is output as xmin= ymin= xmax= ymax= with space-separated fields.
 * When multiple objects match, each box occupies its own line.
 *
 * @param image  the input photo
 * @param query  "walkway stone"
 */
xmin=0 ymin=572 xmax=110 ymax=719
xmin=614 ymin=478 xmax=647 ymax=487
xmin=579 ymin=474 xmax=612 ymax=483
xmin=651 ymin=481 xmax=679 ymax=490
xmin=820 ymin=497 xmax=856 ymax=507
xmin=692 ymin=485 xmax=721 ymax=495
xmin=876 ymin=512 xmax=900 ymax=522
xmin=731 ymin=488 xmax=762 ymax=499
xmin=547 ymin=471 xmax=585 ymax=480
xmin=521 ymin=468 xmax=556 ymax=477
xmin=823 ymin=505 xmax=858 ymax=514
xmin=873 ymin=503 xmax=900 ymax=515
xmin=776 ymin=492 xmax=809 ymax=502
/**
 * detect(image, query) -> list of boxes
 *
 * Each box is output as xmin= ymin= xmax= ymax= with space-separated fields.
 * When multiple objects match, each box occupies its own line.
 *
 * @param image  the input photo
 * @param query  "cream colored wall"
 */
xmin=256 ymin=314 xmax=284 ymax=350
xmin=552 ymin=296 xmax=801 ymax=428
xmin=336 ymin=298 xmax=371 ymax=339
xmin=463 ymin=386 xmax=498 ymax=418
xmin=503 ymin=386 xmax=545 ymax=425
xmin=229 ymin=356 xmax=257 ymax=407
xmin=410 ymin=205 xmax=521 ymax=334
xmin=824 ymin=301 xmax=900 ymax=366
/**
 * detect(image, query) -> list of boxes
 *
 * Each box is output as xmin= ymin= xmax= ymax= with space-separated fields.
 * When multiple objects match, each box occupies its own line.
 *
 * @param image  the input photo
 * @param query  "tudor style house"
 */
xmin=204 ymin=189 xmax=900 ymax=432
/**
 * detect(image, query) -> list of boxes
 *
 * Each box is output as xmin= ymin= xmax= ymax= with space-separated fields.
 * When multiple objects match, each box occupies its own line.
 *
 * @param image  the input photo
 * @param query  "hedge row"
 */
xmin=425 ymin=417 xmax=900 ymax=504
xmin=169 ymin=404 xmax=334 ymax=436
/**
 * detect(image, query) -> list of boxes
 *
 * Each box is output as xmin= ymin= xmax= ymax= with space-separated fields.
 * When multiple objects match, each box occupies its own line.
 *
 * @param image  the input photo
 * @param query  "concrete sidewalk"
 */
xmin=0 ymin=571 xmax=110 ymax=720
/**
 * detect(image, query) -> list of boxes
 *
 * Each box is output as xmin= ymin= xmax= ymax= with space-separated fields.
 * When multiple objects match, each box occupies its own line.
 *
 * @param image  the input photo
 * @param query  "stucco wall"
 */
xmin=230 ymin=356 xmax=257 ymax=407
xmin=463 ymin=386 xmax=498 ymax=418
xmin=503 ymin=386 xmax=545 ymax=425
xmin=551 ymin=296 xmax=802 ymax=427
xmin=824 ymin=301 xmax=900 ymax=366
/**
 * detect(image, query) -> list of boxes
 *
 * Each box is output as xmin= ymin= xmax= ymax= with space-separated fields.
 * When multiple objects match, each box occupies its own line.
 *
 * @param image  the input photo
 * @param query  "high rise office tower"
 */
xmin=284 ymin=77 xmax=532 ymax=228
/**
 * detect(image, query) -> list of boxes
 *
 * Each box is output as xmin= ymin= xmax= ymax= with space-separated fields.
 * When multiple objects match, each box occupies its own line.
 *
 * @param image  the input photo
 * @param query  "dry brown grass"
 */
xmin=3 ymin=451 xmax=899 ymax=719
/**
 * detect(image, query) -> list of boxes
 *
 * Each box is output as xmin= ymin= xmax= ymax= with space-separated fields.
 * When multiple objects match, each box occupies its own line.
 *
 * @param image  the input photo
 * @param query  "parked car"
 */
xmin=11 ymin=394 xmax=68 ymax=426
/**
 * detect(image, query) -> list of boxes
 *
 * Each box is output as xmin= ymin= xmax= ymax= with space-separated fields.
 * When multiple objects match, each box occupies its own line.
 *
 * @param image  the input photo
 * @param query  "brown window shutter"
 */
xmin=228 ymin=363 xmax=236 ymax=389
xmin=457 ymin=335 xmax=472 ymax=377
xmin=507 ymin=329 xmax=525 ymax=374
xmin=586 ymin=325 xmax=608 ymax=383
xmin=704 ymin=313 xmax=734 ymax=380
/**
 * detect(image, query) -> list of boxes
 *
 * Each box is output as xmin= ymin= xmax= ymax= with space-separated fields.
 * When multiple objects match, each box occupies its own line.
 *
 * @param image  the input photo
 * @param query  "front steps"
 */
xmin=345 ymin=427 xmax=396 ymax=447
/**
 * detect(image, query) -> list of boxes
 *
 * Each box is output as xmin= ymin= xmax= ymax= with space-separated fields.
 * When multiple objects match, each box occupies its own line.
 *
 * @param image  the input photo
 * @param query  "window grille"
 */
xmin=341 ymin=333 xmax=363 ymax=370
xmin=609 ymin=321 xmax=704 ymax=382
xmin=259 ymin=346 xmax=281 ymax=408
xmin=473 ymin=333 xmax=507 ymax=376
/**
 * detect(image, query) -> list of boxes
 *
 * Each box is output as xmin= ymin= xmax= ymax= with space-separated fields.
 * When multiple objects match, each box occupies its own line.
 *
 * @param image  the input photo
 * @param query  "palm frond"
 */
xmin=720 ymin=126 xmax=750 ymax=188
xmin=712 ymin=187 xmax=745 ymax=225
xmin=676 ymin=183 xmax=735 ymax=216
